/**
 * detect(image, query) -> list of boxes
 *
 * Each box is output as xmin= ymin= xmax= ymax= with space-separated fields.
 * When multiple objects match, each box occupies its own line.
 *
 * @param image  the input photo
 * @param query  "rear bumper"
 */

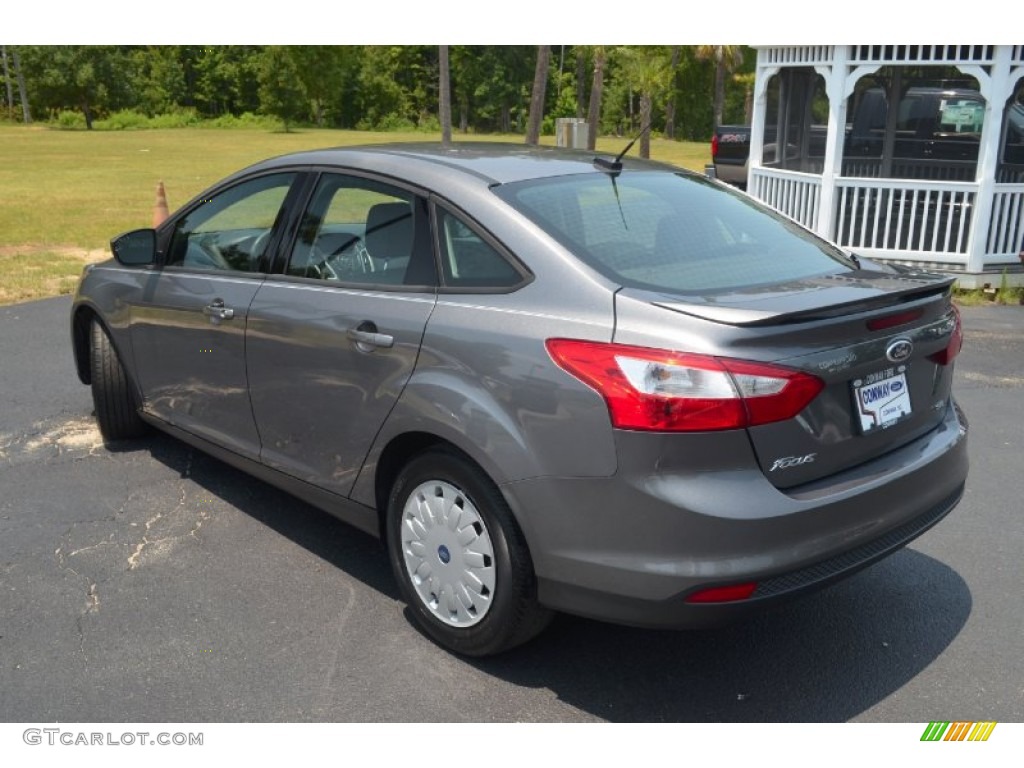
xmin=502 ymin=399 xmax=968 ymax=629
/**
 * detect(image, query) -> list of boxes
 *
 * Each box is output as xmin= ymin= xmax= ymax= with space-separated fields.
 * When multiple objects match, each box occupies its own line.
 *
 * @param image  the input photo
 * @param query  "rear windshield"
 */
xmin=494 ymin=172 xmax=854 ymax=294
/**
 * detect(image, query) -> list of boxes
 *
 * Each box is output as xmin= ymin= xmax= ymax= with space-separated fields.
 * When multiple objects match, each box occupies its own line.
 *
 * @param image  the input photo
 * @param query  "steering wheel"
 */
xmin=327 ymin=237 xmax=375 ymax=276
xmin=194 ymin=233 xmax=232 ymax=270
xmin=306 ymin=244 xmax=340 ymax=281
xmin=251 ymin=230 xmax=272 ymax=263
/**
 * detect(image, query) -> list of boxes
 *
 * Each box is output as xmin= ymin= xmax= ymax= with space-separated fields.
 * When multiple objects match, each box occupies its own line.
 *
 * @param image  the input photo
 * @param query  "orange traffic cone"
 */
xmin=153 ymin=181 xmax=170 ymax=227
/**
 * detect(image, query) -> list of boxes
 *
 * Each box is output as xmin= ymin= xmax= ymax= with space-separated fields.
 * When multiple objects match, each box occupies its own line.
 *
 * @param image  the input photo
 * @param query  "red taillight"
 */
xmin=711 ymin=133 xmax=719 ymax=159
xmin=545 ymin=339 xmax=824 ymax=432
xmin=685 ymin=583 xmax=758 ymax=603
xmin=928 ymin=306 xmax=962 ymax=366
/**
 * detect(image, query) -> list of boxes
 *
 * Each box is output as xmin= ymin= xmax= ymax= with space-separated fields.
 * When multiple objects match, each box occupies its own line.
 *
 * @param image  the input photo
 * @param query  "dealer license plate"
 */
xmin=854 ymin=368 xmax=912 ymax=433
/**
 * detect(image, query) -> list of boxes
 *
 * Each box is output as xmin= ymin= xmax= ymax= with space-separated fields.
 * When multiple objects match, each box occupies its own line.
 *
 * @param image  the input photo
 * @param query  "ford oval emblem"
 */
xmin=886 ymin=338 xmax=914 ymax=363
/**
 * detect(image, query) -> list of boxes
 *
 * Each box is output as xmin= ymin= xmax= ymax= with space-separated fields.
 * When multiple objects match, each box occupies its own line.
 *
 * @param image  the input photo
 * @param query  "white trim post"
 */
xmin=748 ymin=49 xmax=778 ymax=194
xmin=963 ymin=46 xmax=1014 ymax=274
xmin=815 ymin=46 xmax=847 ymax=239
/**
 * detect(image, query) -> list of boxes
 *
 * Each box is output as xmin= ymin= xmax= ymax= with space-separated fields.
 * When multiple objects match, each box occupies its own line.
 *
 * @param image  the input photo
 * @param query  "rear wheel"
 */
xmin=386 ymin=448 xmax=552 ymax=656
xmin=90 ymin=320 xmax=147 ymax=441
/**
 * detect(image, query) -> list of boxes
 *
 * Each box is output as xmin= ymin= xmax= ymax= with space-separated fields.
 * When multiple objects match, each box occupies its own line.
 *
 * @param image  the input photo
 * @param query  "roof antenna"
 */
xmin=594 ymin=121 xmax=653 ymax=175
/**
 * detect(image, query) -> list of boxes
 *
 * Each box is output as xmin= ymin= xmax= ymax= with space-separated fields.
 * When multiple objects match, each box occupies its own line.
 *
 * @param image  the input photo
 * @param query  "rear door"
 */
xmin=246 ymin=172 xmax=437 ymax=496
xmin=130 ymin=171 xmax=300 ymax=459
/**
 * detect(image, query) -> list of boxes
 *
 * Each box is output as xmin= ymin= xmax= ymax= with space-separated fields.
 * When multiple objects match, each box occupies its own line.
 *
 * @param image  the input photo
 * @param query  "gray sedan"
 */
xmin=71 ymin=143 xmax=968 ymax=655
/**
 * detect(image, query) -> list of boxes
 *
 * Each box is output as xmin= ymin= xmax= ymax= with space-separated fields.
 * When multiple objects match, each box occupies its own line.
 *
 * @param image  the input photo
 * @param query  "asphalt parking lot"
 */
xmin=1 ymin=296 xmax=1022 ymax=722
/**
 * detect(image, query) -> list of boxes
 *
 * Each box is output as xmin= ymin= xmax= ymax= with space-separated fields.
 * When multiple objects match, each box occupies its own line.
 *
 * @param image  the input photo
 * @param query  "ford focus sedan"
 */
xmin=71 ymin=143 xmax=968 ymax=656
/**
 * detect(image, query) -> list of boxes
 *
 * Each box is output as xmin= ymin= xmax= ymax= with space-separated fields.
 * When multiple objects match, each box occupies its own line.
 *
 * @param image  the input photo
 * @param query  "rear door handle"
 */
xmin=203 ymin=299 xmax=235 ymax=320
xmin=347 ymin=325 xmax=394 ymax=351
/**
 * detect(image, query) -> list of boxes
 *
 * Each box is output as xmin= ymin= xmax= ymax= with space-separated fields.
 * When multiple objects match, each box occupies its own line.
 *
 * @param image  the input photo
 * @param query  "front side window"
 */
xmin=495 ymin=172 xmax=854 ymax=295
xmin=166 ymin=173 xmax=295 ymax=272
xmin=288 ymin=174 xmax=434 ymax=286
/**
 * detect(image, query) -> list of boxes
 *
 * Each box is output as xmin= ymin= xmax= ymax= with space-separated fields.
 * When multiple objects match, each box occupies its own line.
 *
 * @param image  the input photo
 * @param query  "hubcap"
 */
xmin=400 ymin=480 xmax=496 ymax=627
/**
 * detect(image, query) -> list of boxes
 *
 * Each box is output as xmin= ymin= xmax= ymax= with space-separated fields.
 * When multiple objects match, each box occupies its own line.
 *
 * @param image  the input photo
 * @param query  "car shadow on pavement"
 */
xmin=142 ymin=432 xmax=399 ymax=601
xmin=471 ymin=549 xmax=971 ymax=722
xmin=140 ymin=431 xmax=970 ymax=723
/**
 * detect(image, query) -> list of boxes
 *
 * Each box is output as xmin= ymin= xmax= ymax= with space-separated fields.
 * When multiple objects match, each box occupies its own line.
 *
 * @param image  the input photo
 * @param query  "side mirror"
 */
xmin=111 ymin=228 xmax=156 ymax=267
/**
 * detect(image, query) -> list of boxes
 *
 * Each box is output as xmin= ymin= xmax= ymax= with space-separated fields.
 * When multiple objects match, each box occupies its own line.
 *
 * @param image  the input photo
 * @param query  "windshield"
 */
xmin=495 ymin=172 xmax=855 ymax=294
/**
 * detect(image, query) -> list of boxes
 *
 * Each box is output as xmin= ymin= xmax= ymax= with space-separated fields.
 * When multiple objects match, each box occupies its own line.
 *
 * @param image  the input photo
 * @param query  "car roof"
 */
xmin=242 ymin=142 xmax=681 ymax=188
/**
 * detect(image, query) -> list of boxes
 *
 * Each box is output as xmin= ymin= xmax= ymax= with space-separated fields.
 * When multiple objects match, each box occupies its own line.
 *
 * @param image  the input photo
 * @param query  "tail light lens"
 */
xmin=711 ymin=133 xmax=719 ymax=159
xmin=928 ymin=305 xmax=962 ymax=366
xmin=545 ymin=339 xmax=823 ymax=432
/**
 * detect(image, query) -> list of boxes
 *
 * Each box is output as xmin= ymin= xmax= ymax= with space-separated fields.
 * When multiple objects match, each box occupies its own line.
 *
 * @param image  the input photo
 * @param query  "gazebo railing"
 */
xmin=841 ymin=158 xmax=978 ymax=182
xmin=986 ymin=184 xmax=1024 ymax=261
xmin=833 ymin=178 xmax=977 ymax=259
xmin=996 ymin=166 xmax=1024 ymax=184
xmin=748 ymin=169 xmax=822 ymax=230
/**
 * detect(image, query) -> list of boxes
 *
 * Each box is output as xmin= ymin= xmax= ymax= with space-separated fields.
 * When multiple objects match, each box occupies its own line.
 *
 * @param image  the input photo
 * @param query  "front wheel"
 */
xmin=386 ymin=449 xmax=551 ymax=656
xmin=90 ymin=320 xmax=147 ymax=442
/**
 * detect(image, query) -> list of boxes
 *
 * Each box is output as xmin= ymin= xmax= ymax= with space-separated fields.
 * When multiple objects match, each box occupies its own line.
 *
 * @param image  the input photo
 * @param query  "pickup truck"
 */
xmin=710 ymin=125 xmax=750 ymax=188
xmin=709 ymin=86 xmax=1022 ymax=186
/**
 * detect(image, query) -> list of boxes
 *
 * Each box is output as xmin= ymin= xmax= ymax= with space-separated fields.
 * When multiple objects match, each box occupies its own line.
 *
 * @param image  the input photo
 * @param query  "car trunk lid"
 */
xmin=612 ymin=269 xmax=960 ymax=489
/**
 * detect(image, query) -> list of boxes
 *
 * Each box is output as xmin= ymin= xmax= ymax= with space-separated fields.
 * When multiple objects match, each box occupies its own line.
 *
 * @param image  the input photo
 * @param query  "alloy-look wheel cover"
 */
xmin=400 ymin=480 xmax=496 ymax=627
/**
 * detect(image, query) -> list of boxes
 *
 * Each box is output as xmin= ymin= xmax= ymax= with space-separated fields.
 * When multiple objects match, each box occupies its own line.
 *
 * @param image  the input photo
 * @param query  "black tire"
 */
xmin=386 ymin=448 xmax=552 ymax=656
xmin=89 ymin=320 xmax=147 ymax=442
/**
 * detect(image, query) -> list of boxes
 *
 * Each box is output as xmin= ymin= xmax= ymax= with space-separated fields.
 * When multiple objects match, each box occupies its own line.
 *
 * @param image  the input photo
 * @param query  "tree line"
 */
xmin=0 ymin=45 xmax=754 ymax=143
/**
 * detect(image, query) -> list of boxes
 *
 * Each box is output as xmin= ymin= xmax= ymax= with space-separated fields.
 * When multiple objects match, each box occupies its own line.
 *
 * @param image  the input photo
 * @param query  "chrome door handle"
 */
xmin=347 ymin=327 xmax=394 ymax=351
xmin=203 ymin=300 xmax=235 ymax=320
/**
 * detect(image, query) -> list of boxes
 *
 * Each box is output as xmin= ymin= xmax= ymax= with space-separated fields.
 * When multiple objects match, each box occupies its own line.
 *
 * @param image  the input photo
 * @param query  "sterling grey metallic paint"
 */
xmin=72 ymin=143 xmax=968 ymax=631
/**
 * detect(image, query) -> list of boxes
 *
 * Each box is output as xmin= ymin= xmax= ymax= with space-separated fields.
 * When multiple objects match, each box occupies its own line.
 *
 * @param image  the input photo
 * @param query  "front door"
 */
xmin=130 ymin=172 xmax=299 ymax=459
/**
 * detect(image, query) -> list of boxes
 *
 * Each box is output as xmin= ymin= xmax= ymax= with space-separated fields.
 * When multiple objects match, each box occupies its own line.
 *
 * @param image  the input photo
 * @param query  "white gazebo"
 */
xmin=747 ymin=45 xmax=1024 ymax=286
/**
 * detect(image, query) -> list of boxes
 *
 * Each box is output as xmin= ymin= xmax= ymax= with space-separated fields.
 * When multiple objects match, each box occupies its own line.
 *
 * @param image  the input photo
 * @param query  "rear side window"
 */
xmin=436 ymin=208 xmax=524 ymax=289
xmin=288 ymin=173 xmax=435 ymax=287
xmin=495 ymin=172 xmax=854 ymax=294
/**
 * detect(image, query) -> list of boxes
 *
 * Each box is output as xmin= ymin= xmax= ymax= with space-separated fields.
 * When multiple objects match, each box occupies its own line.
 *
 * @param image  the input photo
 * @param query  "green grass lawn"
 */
xmin=0 ymin=124 xmax=711 ymax=304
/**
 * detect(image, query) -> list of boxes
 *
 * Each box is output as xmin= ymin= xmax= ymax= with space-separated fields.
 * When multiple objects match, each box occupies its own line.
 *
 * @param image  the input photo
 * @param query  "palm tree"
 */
xmin=696 ymin=45 xmax=744 ymax=130
xmin=616 ymin=47 xmax=672 ymax=159
xmin=575 ymin=48 xmax=586 ymax=120
xmin=2 ymin=46 xmax=13 ymax=119
xmin=525 ymin=45 xmax=551 ymax=145
xmin=733 ymin=71 xmax=755 ymax=123
xmin=11 ymin=47 xmax=31 ymax=123
xmin=585 ymin=46 xmax=607 ymax=151
xmin=439 ymin=45 xmax=452 ymax=145
xmin=663 ymin=46 xmax=681 ymax=139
